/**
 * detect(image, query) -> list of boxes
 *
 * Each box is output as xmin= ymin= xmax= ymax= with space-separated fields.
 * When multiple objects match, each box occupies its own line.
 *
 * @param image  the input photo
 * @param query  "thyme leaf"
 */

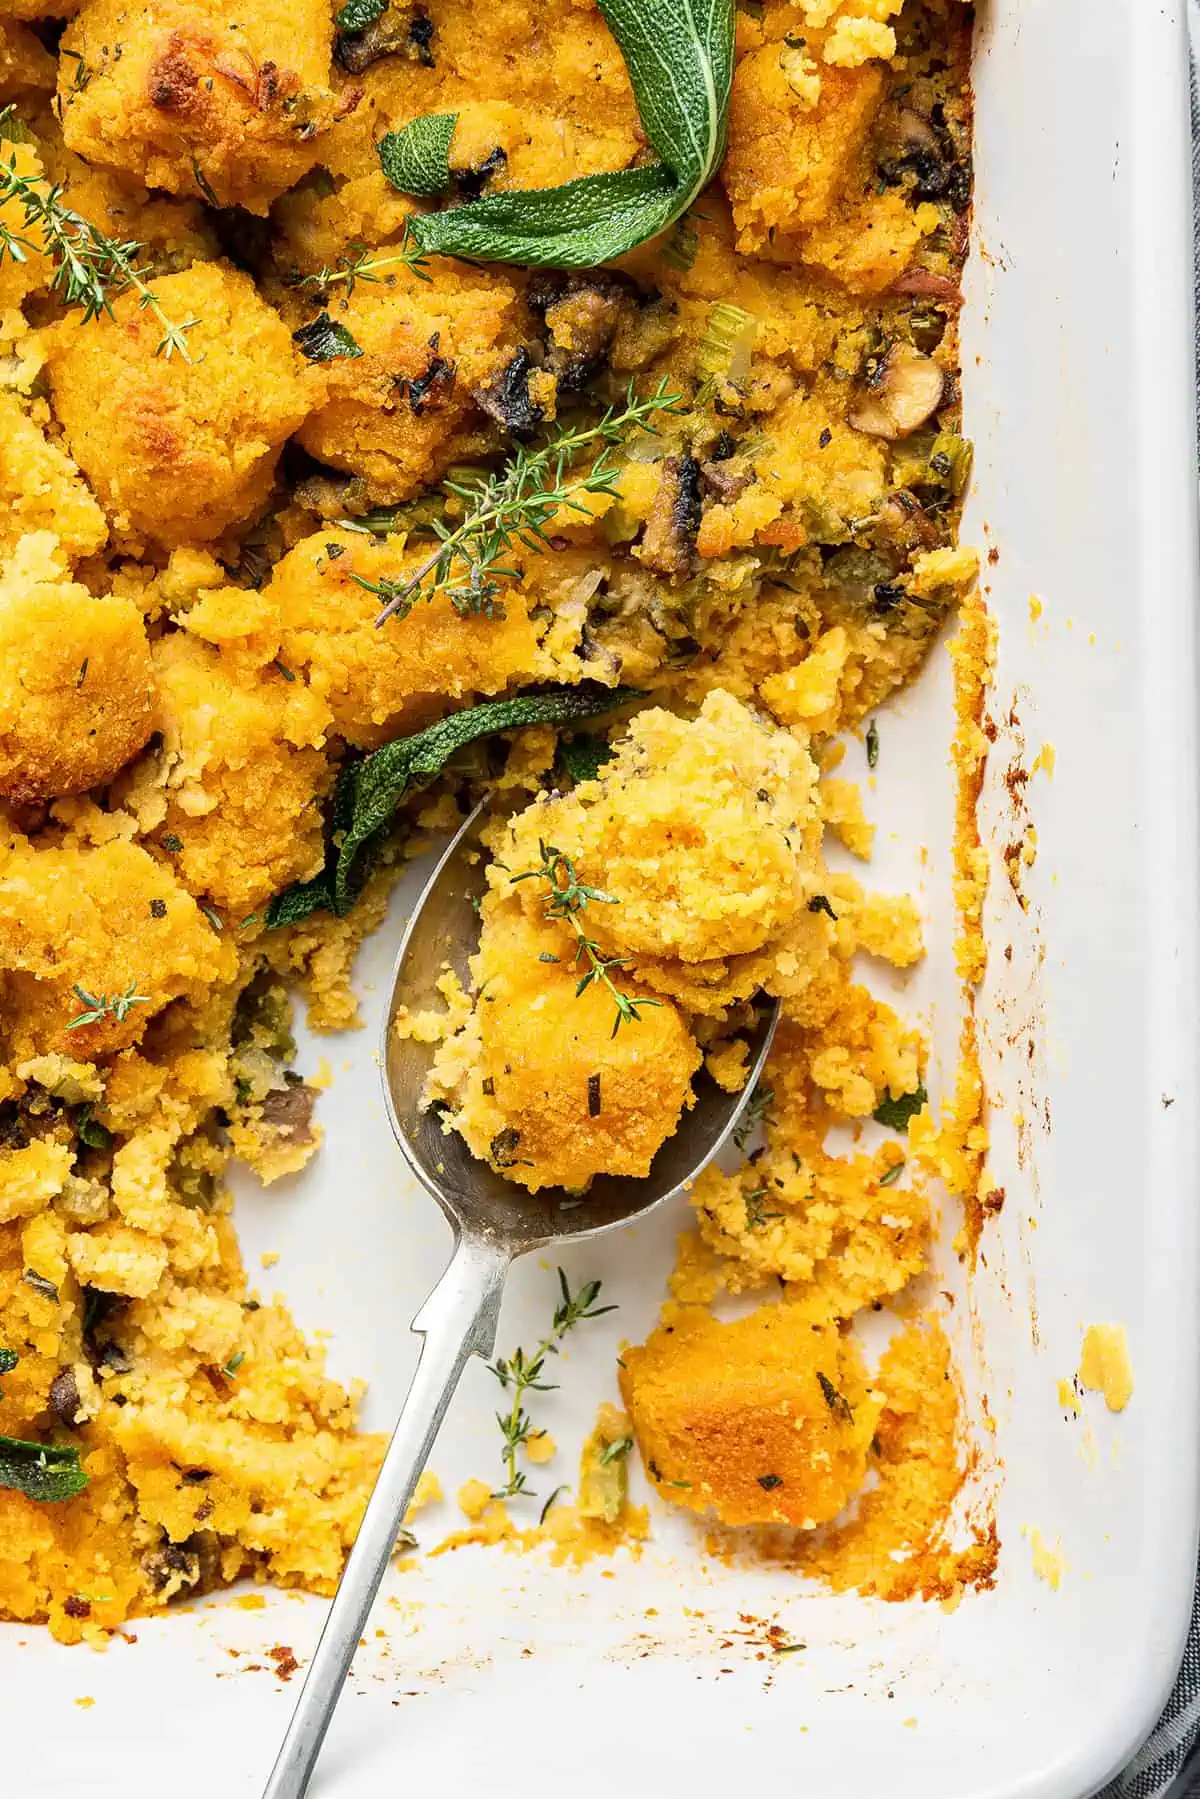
xmin=0 ymin=111 xmax=199 ymax=359
xmin=489 ymin=1270 xmax=615 ymax=1499
xmin=513 ymin=840 xmax=661 ymax=1037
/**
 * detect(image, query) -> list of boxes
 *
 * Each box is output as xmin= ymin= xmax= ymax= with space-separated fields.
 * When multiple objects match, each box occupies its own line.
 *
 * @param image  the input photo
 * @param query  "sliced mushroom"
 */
xmin=637 ymin=456 xmax=703 ymax=580
xmin=849 ymin=344 xmax=945 ymax=440
xmin=473 ymin=347 xmax=545 ymax=439
xmin=259 ymin=1083 xmax=318 ymax=1146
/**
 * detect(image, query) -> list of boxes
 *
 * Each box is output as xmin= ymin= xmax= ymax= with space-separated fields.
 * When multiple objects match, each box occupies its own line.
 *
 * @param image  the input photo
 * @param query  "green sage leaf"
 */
xmin=336 ymin=0 xmax=387 ymax=30
xmin=597 ymin=0 xmax=734 ymax=192
xmin=292 ymin=312 xmax=364 ymax=363
xmin=873 ymin=1082 xmax=928 ymax=1132
xmin=0 ymin=1348 xmax=17 ymax=1377
xmin=559 ymin=734 xmax=615 ymax=785
xmin=411 ymin=162 xmax=679 ymax=270
xmin=403 ymin=0 xmax=734 ymax=268
xmin=0 ymin=1436 xmax=87 ymax=1503
xmin=379 ymin=112 xmax=459 ymax=198
xmin=266 ymin=683 xmax=644 ymax=927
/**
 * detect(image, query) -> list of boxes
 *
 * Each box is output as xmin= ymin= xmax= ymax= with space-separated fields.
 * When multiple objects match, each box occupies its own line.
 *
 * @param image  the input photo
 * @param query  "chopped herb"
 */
xmin=773 ymin=1639 xmax=806 ymax=1655
xmin=0 ymin=1349 xmax=86 ymax=1502
xmin=266 ymin=683 xmax=644 ymax=928
xmin=743 ymin=1187 xmax=781 ymax=1229
xmin=537 ymin=952 xmax=559 ymax=964
xmin=394 ymin=1527 xmax=418 ymax=1553
xmin=587 ymin=1073 xmax=602 ymax=1117
xmin=400 ymin=0 xmax=734 ymax=269
xmin=489 ymin=1127 xmax=523 ymax=1169
xmin=816 ymin=1371 xmax=855 ymax=1426
xmin=273 ymin=659 xmax=296 ymax=682
xmin=865 ymin=718 xmax=880 ymax=768
xmin=558 ymin=734 xmax=615 ymax=786
xmin=0 ymin=110 xmax=198 ymax=359
xmin=23 ymin=1272 xmax=58 ymax=1302
xmin=0 ymin=1436 xmax=87 ymax=1503
xmin=222 ymin=1351 xmax=246 ymax=1377
xmin=580 ymin=1430 xmax=631 ymax=1523
xmin=480 ymin=1076 xmax=495 ymax=1096
xmin=756 ymin=1472 xmax=783 ymax=1490
xmin=538 ymin=1484 xmax=568 ymax=1526
xmin=161 ymin=832 xmax=183 ymax=853
xmin=513 ymin=841 xmax=661 ymax=1037
xmin=489 ymin=1269 xmax=615 ymax=1500
xmin=200 ymin=905 xmax=223 ymax=933
xmin=76 ymin=1106 xmax=112 ymax=1152
xmin=76 ymin=657 xmax=88 ymax=687
xmin=292 ymin=312 xmax=364 ymax=363
xmin=877 ymin=1160 xmax=905 ymax=1188
xmin=67 ymin=981 xmax=149 ymax=1031
xmin=149 ymin=898 xmax=167 ymax=919
xmin=807 ymin=894 xmax=838 ymax=920
xmin=191 ymin=156 xmax=219 ymax=208
xmin=873 ymin=1083 xmax=927 ymax=1132
xmin=733 ymin=1082 xmax=774 ymax=1153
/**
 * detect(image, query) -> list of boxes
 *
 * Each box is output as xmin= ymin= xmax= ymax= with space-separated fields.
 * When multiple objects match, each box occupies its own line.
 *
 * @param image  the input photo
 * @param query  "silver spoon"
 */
xmin=263 ymin=799 xmax=780 ymax=1799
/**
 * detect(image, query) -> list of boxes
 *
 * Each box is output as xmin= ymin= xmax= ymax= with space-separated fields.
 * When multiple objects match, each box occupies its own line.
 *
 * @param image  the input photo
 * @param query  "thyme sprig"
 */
xmin=287 ymin=224 xmax=431 ymax=300
xmin=67 ymin=981 xmax=150 ymax=1031
xmin=513 ymin=840 xmax=662 ymax=1038
xmin=489 ymin=1269 xmax=615 ymax=1500
xmin=0 ymin=111 xmax=198 ymax=359
xmin=369 ymin=378 xmax=680 ymax=626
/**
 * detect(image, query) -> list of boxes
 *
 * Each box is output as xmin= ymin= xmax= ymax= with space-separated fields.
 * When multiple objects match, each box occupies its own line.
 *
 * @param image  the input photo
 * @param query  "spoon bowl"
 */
xmin=384 ymin=798 xmax=780 ymax=1251
xmin=264 ymin=797 xmax=779 ymax=1799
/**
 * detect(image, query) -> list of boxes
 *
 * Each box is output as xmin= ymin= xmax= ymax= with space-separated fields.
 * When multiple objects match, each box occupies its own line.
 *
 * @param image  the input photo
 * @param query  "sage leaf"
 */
xmin=873 ymin=1082 xmax=928 ymax=1132
xmin=335 ymin=0 xmax=387 ymax=29
xmin=411 ymin=163 xmax=679 ymax=270
xmin=0 ymin=1436 xmax=88 ymax=1503
xmin=0 ymin=1347 xmax=16 ymax=1376
xmin=292 ymin=312 xmax=364 ymax=363
xmin=378 ymin=113 xmax=459 ymax=198
xmin=266 ymin=683 xmax=644 ymax=927
xmin=559 ymin=734 xmax=615 ymax=785
xmin=403 ymin=0 xmax=734 ymax=269
xmin=597 ymin=0 xmax=735 ymax=192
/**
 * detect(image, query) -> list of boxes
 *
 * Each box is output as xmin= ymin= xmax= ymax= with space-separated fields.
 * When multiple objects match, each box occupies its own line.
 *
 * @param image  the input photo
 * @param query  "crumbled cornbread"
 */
xmin=0 ymin=0 xmax=985 ymax=1640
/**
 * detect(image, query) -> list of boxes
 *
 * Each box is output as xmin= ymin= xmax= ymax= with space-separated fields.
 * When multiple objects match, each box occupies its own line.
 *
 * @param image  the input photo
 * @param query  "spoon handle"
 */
xmin=262 ymin=1230 xmax=511 ymax=1799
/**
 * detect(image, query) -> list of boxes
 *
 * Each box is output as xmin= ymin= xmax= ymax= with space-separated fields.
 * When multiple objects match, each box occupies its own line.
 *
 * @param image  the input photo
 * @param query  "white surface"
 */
xmin=6 ymin=4 xmax=1200 ymax=1796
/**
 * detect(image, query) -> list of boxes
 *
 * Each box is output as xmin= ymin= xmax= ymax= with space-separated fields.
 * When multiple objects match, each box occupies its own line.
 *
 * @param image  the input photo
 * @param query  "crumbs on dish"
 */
xmin=0 ymin=0 xmax=996 ymax=1644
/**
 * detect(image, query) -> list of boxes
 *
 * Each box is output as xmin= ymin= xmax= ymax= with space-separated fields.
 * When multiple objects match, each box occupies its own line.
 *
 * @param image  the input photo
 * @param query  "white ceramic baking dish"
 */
xmin=7 ymin=3 xmax=1200 ymax=1795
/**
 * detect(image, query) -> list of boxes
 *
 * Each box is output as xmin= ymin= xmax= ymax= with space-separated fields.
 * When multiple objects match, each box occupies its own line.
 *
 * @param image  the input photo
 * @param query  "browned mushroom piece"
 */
xmin=849 ymin=343 xmax=946 ymax=439
xmin=48 ymin=1366 xmax=81 ymax=1427
xmin=260 ymin=1083 xmax=318 ymax=1146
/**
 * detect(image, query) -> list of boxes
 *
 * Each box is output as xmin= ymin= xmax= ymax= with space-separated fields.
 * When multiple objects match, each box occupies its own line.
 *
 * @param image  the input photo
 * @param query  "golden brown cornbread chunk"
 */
xmin=58 ymin=0 xmax=337 ymax=213
xmin=0 ymin=534 xmax=154 ymax=803
xmin=620 ymin=1305 xmax=882 ymax=1528
xmin=424 ymin=900 xmax=702 ymax=1193
xmin=45 ymin=261 xmax=313 ymax=546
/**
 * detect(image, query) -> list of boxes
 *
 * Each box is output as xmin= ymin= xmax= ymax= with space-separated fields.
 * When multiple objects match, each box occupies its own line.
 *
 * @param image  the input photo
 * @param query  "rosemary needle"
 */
xmin=0 ymin=110 xmax=199 ymax=360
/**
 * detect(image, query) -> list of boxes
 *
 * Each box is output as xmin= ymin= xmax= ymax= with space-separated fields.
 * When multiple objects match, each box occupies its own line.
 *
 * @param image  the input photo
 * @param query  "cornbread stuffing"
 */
xmin=0 ymin=0 xmax=995 ymax=1644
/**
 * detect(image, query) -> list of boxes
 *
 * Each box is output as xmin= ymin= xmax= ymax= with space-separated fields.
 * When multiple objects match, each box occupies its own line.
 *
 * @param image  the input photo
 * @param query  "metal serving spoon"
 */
xmin=263 ymin=800 xmax=780 ymax=1799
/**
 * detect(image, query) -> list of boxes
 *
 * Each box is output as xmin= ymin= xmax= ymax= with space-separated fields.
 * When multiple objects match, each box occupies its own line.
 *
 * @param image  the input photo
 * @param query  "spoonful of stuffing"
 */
xmin=262 ymin=687 xmax=837 ymax=1798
